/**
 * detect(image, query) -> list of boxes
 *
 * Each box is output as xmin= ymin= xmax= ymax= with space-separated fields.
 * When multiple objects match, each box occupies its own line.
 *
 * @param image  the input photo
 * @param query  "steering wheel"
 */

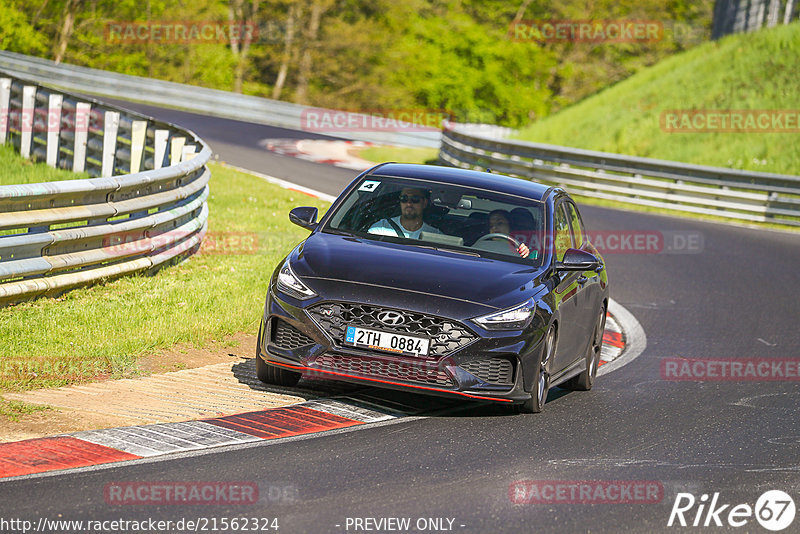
xmin=474 ymin=233 xmax=521 ymax=248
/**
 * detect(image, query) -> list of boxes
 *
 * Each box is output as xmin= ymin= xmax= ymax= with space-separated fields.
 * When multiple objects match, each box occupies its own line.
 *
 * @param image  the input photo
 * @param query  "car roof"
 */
xmin=366 ymin=163 xmax=554 ymax=202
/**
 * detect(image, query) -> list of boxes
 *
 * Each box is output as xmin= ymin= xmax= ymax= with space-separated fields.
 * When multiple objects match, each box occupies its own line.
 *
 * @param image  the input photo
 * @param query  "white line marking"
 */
xmin=220 ymin=162 xmax=337 ymax=202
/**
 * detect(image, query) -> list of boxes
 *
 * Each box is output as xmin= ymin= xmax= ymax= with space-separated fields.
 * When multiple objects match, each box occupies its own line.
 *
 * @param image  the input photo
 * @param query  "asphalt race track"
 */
xmin=1 ymin=103 xmax=799 ymax=533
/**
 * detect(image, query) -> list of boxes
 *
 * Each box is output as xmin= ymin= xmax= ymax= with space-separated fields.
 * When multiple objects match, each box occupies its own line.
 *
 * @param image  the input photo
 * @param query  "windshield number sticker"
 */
xmin=358 ymin=180 xmax=381 ymax=192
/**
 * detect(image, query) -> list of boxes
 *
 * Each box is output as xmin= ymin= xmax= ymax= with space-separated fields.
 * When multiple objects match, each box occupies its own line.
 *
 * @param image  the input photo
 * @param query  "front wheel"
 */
xmin=255 ymin=328 xmax=302 ymax=387
xmin=516 ymin=325 xmax=555 ymax=414
xmin=256 ymin=353 xmax=302 ymax=386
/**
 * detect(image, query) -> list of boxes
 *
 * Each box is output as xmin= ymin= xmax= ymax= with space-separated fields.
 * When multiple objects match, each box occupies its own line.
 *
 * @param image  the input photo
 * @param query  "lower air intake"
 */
xmin=314 ymin=354 xmax=453 ymax=387
xmin=461 ymin=358 xmax=514 ymax=385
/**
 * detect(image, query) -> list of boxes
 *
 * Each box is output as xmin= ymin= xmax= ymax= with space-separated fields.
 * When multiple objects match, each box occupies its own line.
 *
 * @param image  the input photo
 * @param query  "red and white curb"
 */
xmin=598 ymin=298 xmax=646 ymax=376
xmin=599 ymin=313 xmax=624 ymax=368
xmin=0 ymin=398 xmax=399 ymax=480
xmin=260 ymin=138 xmax=374 ymax=171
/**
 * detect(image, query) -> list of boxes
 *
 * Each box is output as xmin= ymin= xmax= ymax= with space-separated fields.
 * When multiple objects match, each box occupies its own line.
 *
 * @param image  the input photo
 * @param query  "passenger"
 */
xmin=368 ymin=187 xmax=441 ymax=239
xmin=473 ymin=209 xmax=530 ymax=258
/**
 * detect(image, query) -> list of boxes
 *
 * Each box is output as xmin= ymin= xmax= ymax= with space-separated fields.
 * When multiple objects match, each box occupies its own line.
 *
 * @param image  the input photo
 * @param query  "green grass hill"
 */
xmin=515 ymin=23 xmax=800 ymax=176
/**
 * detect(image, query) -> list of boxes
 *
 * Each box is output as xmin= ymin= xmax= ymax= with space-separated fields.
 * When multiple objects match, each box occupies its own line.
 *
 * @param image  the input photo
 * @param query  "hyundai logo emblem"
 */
xmin=377 ymin=311 xmax=406 ymax=326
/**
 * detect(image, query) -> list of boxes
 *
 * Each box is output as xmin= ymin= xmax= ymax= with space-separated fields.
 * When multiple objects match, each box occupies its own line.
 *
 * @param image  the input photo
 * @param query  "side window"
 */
xmin=564 ymin=202 xmax=584 ymax=249
xmin=554 ymin=204 xmax=571 ymax=261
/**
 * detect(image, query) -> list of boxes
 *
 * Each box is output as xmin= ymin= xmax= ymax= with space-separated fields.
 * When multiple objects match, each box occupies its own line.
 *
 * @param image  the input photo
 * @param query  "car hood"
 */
xmin=290 ymin=232 xmax=545 ymax=311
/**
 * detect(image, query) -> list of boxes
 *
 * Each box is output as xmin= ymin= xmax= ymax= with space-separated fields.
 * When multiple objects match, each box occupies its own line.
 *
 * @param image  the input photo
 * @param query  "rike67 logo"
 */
xmin=668 ymin=490 xmax=796 ymax=531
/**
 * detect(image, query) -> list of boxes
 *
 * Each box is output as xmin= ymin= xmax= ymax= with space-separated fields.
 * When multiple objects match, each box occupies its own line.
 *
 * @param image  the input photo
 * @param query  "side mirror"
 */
xmin=555 ymin=248 xmax=602 ymax=272
xmin=289 ymin=206 xmax=319 ymax=231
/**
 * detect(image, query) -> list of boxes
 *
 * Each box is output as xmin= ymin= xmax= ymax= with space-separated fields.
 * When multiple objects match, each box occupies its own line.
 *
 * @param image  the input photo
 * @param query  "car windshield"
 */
xmin=324 ymin=175 xmax=546 ymax=266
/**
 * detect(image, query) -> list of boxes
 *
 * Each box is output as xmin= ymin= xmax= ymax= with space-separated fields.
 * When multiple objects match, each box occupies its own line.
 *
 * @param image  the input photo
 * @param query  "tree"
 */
xmin=229 ymin=0 xmax=262 ymax=93
xmin=53 ymin=0 xmax=82 ymax=63
xmin=272 ymin=0 xmax=300 ymax=100
xmin=293 ymin=0 xmax=333 ymax=104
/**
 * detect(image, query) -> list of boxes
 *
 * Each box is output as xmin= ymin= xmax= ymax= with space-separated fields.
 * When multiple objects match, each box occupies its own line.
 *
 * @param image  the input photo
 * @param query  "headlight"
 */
xmin=276 ymin=261 xmax=316 ymax=300
xmin=473 ymin=298 xmax=536 ymax=331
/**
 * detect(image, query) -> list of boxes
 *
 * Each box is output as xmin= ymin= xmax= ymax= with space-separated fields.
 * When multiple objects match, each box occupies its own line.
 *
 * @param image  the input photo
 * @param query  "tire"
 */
xmin=255 ymin=326 xmax=302 ymax=387
xmin=564 ymin=306 xmax=606 ymax=391
xmin=516 ymin=325 xmax=555 ymax=414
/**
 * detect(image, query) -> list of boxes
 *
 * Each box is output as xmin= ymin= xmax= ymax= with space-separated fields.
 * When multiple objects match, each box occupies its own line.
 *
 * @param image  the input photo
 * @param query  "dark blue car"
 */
xmin=256 ymin=163 xmax=608 ymax=413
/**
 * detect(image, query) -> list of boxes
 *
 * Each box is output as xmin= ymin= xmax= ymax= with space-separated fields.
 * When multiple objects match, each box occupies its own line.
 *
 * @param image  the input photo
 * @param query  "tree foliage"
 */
xmin=2 ymin=0 xmax=713 ymax=128
xmin=0 ymin=0 xmax=47 ymax=54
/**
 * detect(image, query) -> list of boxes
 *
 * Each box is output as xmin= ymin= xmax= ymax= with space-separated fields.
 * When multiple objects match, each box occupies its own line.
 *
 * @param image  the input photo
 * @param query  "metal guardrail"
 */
xmin=0 ymin=71 xmax=211 ymax=305
xmin=439 ymin=126 xmax=800 ymax=226
xmin=0 ymin=50 xmax=440 ymax=148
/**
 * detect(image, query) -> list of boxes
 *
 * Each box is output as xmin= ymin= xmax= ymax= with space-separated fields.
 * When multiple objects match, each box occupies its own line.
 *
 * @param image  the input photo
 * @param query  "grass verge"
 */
xmin=0 ymin=397 xmax=50 ymax=422
xmin=354 ymin=145 xmax=439 ymax=165
xmin=0 ymin=143 xmax=90 ymax=185
xmin=0 ymin=162 xmax=330 ymax=392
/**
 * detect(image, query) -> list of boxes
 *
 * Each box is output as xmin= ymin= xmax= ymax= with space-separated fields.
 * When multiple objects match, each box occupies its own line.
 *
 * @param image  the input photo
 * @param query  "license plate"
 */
xmin=344 ymin=326 xmax=429 ymax=357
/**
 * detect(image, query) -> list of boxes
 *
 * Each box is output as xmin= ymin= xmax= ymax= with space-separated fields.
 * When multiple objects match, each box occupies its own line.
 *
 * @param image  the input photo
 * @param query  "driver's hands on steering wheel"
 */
xmin=476 ymin=233 xmax=530 ymax=258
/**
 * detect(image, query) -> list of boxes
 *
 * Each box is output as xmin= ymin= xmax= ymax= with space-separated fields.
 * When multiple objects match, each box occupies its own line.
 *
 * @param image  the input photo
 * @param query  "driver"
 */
xmin=368 ymin=187 xmax=441 ymax=239
xmin=474 ymin=209 xmax=530 ymax=257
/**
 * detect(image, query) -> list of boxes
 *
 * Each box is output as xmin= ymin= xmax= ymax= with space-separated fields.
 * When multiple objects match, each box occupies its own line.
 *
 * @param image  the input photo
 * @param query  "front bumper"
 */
xmin=258 ymin=287 xmax=545 ymax=405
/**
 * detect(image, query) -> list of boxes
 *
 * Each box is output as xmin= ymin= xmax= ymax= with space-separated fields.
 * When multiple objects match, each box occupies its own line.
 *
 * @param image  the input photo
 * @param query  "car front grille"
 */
xmin=271 ymin=319 xmax=315 ymax=349
xmin=313 ymin=353 xmax=454 ymax=387
xmin=461 ymin=358 xmax=514 ymax=385
xmin=307 ymin=302 xmax=477 ymax=358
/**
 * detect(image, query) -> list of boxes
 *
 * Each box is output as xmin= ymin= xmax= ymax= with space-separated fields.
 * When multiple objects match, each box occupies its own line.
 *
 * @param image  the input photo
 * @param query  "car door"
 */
xmin=552 ymin=201 xmax=584 ymax=372
xmin=564 ymin=200 xmax=599 ymax=348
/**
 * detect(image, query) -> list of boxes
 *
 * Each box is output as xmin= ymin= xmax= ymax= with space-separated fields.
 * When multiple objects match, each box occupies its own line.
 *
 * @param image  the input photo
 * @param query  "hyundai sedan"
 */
xmin=256 ymin=163 xmax=608 ymax=413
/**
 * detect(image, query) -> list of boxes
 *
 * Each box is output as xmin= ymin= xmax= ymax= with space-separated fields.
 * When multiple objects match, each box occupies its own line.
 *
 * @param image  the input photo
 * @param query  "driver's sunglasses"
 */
xmin=399 ymin=194 xmax=424 ymax=204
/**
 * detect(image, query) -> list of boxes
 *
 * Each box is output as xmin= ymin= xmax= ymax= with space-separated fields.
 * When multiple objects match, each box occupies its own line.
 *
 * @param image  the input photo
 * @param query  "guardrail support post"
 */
xmin=182 ymin=144 xmax=198 ymax=162
xmin=20 ymin=85 xmax=36 ymax=158
xmin=0 ymin=78 xmax=10 ymax=144
xmin=101 ymin=110 xmax=120 ymax=177
xmin=153 ymin=130 xmax=169 ymax=170
xmin=47 ymin=94 xmax=63 ymax=167
xmin=130 ymin=120 xmax=147 ymax=174
xmin=73 ymin=103 xmax=90 ymax=173
xmin=170 ymin=137 xmax=186 ymax=166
